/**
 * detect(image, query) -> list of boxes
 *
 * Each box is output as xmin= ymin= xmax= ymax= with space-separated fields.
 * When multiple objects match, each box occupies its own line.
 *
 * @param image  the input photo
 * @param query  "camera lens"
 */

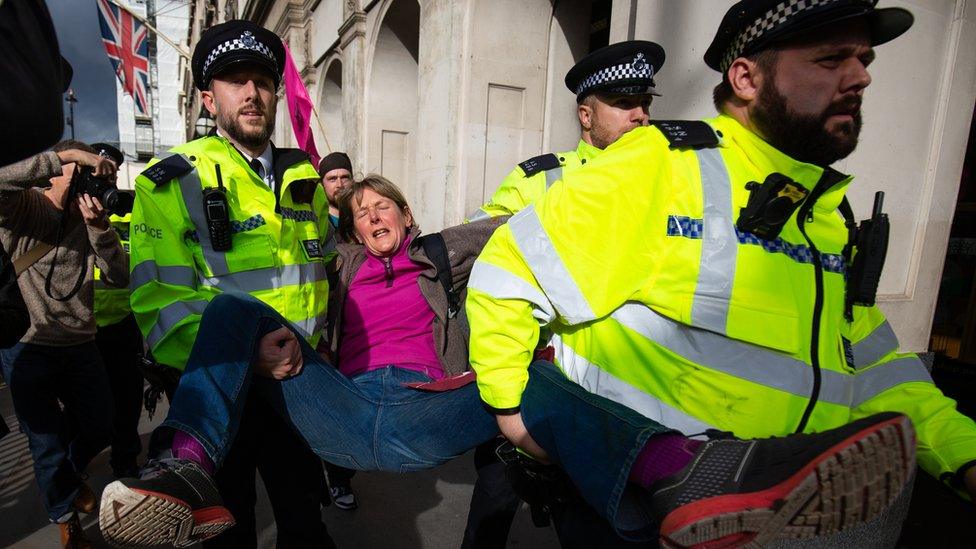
xmin=101 ymin=188 xmax=119 ymax=212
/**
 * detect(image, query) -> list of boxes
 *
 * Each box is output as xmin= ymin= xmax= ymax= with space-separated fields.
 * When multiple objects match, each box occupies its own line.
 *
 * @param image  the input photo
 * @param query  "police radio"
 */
xmin=845 ymin=191 xmax=889 ymax=318
xmin=203 ymin=164 xmax=232 ymax=252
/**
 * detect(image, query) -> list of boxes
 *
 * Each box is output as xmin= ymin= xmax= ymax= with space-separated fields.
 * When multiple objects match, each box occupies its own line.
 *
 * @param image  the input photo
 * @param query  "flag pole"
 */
xmin=311 ymin=106 xmax=333 ymax=154
xmin=105 ymin=0 xmax=190 ymax=60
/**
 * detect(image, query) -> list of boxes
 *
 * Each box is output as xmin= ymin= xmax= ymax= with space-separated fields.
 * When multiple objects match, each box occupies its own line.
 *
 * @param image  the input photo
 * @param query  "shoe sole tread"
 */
xmin=660 ymin=415 xmax=915 ymax=549
xmin=98 ymin=480 xmax=234 ymax=548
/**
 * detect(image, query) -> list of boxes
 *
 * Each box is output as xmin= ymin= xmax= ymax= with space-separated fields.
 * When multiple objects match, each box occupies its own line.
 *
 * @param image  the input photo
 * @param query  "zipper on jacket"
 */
xmin=793 ymin=168 xmax=847 ymax=434
xmin=383 ymin=257 xmax=394 ymax=287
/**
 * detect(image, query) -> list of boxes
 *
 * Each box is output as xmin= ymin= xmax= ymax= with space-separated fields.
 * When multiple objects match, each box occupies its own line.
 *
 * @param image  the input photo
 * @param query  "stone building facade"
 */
xmin=173 ymin=0 xmax=976 ymax=353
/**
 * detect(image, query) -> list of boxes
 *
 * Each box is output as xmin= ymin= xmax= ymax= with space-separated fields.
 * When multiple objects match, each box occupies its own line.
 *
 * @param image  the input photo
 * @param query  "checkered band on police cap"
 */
xmin=202 ymin=31 xmax=275 ymax=78
xmin=575 ymin=52 xmax=655 ymax=97
xmin=720 ymin=0 xmax=837 ymax=72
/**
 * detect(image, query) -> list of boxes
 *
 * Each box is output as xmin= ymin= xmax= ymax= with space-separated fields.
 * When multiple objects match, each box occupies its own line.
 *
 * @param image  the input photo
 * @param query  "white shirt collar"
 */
xmin=217 ymin=130 xmax=274 ymax=186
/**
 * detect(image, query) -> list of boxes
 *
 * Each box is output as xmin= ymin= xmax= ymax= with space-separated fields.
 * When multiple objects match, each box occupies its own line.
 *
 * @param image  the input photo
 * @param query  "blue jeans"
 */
xmin=0 ymin=341 xmax=114 ymax=522
xmin=163 ymin=293 xmax=670 ymax=540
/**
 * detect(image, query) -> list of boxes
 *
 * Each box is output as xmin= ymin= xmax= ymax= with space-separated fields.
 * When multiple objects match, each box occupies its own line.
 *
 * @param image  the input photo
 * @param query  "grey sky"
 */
xmin=47 ymin=0 xmax=120 ymax=145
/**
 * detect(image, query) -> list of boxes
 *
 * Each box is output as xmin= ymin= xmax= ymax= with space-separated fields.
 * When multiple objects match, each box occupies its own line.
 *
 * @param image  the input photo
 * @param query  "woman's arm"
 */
xmin=439 ymin=216 xmax=510 ymax=287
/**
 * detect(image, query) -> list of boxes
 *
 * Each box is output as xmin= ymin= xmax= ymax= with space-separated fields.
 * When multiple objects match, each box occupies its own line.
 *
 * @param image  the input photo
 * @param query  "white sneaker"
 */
xmin=329 ymin=484 xmax=357 ymax=511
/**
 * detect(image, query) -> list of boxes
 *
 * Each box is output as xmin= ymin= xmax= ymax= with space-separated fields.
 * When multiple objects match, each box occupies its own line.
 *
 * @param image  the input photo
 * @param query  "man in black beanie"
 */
xmin=318 ymin=152 xmax=353 ymax=231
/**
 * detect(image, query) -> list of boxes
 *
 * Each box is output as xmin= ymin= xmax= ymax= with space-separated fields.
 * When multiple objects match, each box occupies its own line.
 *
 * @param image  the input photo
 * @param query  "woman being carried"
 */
xmin=99 ymin=176 xmax=916 ymax=549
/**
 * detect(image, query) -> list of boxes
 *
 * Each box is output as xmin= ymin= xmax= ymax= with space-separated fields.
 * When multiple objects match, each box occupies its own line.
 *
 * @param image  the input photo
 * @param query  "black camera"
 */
xmin=737 ymin=173 xmax=809 ymax=240
xmin=70 ymin=142 xmax=132 ymax=215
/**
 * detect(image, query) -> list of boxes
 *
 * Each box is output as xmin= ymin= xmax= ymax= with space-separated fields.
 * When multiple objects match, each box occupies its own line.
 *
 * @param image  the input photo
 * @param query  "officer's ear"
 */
xmin=200 ymin=84 xmax=217 ymax=117
xmin=578 ymin=100 xmax=594 ymax=131
xmin=727 ymin=57 xmax=763 ymax=104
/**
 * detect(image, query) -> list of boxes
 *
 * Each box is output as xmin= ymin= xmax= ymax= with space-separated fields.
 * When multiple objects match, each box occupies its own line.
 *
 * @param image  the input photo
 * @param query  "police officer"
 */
xmin=89 ymin=143 xmax=145 ymax=480
xmin=126 ymin=21 xmax=335 ymax=548
xmin=464 ymin=40 xmax=666 ymax=549
xmin=468 ymin=1 xmax=976 ymax=546
xmin=468 ymin=40 xmax=664 ymax=221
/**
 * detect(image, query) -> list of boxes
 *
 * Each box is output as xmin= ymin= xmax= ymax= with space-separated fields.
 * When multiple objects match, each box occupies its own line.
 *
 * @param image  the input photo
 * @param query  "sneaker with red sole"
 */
xmin=652 ymin=412 xmax=915 ymax=548
xmin=98 ymin=458 xmax=235 ymax=548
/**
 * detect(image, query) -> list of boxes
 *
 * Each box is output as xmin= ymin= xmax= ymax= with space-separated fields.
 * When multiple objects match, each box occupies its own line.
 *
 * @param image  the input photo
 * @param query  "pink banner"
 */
xmin=282 ymin=41 xmax=320 ymax=168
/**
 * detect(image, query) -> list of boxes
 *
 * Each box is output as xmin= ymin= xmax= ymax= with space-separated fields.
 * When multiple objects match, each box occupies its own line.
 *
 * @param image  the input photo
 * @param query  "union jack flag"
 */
xmin=96 ymin=0 xmax=151 ymax=117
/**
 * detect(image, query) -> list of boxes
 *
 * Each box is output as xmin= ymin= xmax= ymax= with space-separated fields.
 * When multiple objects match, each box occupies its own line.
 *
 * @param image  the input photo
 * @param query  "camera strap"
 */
xmin=13 ymin=242 xmax=54 ymax=277
xmin=43 ymin=208 xmax=88 ymax=302
xmin=13 ymin=214 xmax=83 ymax=277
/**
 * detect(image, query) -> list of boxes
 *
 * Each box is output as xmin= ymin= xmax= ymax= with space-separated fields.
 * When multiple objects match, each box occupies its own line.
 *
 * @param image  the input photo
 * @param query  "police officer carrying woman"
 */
xmin=124 ymin=21 xmax=335 ymax=549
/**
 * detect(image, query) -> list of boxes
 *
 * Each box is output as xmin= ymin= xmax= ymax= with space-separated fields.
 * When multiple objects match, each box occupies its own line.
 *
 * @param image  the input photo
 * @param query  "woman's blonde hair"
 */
xmin=336 ymin=174 xmax=415 ymax=243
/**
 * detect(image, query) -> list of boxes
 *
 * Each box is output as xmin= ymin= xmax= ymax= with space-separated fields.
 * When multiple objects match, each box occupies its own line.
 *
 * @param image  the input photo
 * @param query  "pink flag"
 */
xmin=282 ymin=41 xmax=320 ymax=168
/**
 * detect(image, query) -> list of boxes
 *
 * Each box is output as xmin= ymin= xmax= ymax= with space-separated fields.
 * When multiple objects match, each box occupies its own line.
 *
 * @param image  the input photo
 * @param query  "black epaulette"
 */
xmin=140 ymin=154 xmax=194 ymax=186
xmin=518 ymin=153 xmax=561 ymax=177
xmin=652 ymin=120 xmax=721 ymax=150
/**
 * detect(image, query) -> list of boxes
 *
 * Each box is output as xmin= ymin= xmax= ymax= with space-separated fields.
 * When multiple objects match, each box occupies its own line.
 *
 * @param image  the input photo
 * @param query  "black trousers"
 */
xmin=203 ymin=395 xmax=336 ymax=549
xmin=94 ymin=314 xmax=145 ymax=475
xmin=461 ymin=438 xmax=656 ymax=549
xmin=323 ymin=461 xmax=355 ymax=488
xmin=461 ymin=439 xmax=522 ymax=549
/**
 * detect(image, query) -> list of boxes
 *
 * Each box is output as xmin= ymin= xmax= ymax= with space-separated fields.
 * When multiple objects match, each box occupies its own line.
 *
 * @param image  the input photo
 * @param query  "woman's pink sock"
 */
xmin=172 ymin=430 xmax=215 ymax=475
xmin=628 ymin=434 xmax=702 ymax=490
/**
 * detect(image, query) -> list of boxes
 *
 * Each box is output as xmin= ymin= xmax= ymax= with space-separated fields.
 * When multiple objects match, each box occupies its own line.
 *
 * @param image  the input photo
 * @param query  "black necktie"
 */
xmin=249 ymin=158 xmax=264 ymax=180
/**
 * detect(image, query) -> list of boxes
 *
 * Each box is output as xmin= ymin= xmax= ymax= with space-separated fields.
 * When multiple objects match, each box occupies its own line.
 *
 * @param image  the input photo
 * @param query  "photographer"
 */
xmin=0 ymin=139 xmax=127 ymax=547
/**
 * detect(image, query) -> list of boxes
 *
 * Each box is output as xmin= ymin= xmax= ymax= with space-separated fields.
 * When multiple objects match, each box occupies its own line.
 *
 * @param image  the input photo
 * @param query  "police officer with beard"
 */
xmin=127 ymin=21 xmax=335 ymax=548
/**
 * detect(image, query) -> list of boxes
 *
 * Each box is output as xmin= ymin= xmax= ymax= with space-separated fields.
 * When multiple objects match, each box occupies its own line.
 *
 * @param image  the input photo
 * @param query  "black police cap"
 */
xmin=564 ymin=40 xmax=665 ymax=103
xmin=191 ymin=20 xmax=284 ymax=91
xmin=705 ymin=0 xmax=913 ymax=73
xmin=90 ymin=142 xmax=124 ymax=166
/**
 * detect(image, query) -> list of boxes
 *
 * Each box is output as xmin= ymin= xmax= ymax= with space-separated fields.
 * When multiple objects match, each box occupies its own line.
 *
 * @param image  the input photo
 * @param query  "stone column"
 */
xmin=338 ymin=1 xmax=368 ymax=175
xmin=413 ymin=0 xmax=470 ymax=229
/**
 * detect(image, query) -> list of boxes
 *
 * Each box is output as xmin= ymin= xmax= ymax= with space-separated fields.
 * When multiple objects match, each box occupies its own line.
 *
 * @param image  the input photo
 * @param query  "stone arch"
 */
xmin=544 ymin=0 xmax=605 ymax=152
xmin=316 ymin=57 xmax=345 ymax=155
xmin=365 ymin=0 xmax=420 ymax=197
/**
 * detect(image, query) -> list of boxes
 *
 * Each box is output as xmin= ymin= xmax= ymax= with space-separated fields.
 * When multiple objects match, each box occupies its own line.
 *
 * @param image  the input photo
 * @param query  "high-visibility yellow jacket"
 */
xmin=94 ymin=213 xmax=133 ymax=327
xmin=129 ymin=136 xmax=333 ymax=370
xmin=467 ymin=114 xmax=976 ymax=489
xmin=468 ymin=140 xmax=602 ymax=221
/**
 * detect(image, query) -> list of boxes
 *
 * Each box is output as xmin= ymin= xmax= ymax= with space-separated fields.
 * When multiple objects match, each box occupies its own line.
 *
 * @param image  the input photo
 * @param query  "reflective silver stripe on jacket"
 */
xmin=468 ymin=260 xmax=556 ymax=324
xmin=199 ymin=263 xmax=327 ymax=293
xmin=508 ymin=206 xmax=595 ymax=324
xmin=544 ymin=166 xmax=563 ymax=190
xmin=467 ymin=208 xmax=491 ymax=222
xmin=130 ymin=261 xmax=197 ymax=293
xmin=147 ymin=299 xmax=209 ymax=347
xmin=850 ymin=321 xmax=899 ymax=369
xmin=850 ymin=356 xmax=932 ymax=407
xmin=611 ymin=302 xmax=932 ymax=407
xmin=290 ymin=313 xmax=328 ymax=338
xmin=174 ymin=156 xmax=230 ymax=275
xmin=690 ymin=148 xmax=737 ymax=335
xmin=551 ymin=333 xmax=715 ymax=435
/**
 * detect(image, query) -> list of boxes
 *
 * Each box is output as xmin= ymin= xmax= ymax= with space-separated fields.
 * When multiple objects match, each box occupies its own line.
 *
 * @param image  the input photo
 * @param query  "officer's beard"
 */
xmin=216 ymin=100 xmax=275 ymax=150
xmin=751 ymin=81 xmax=862 ymax=167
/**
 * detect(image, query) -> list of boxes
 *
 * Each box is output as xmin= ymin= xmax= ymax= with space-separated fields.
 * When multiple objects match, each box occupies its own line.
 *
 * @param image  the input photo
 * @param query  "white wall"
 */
xmin=458 ymin=0 xmax=559 ymax=219
xmin=311 ymin=0 xmax=344 ymax=57
xmin=366 ymin=0 xmax=420 ymax=198
xmin=543 ymin=0 xmax=593 ymax=154
xmin=317 ymin=59 xmax=346 ymax=155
